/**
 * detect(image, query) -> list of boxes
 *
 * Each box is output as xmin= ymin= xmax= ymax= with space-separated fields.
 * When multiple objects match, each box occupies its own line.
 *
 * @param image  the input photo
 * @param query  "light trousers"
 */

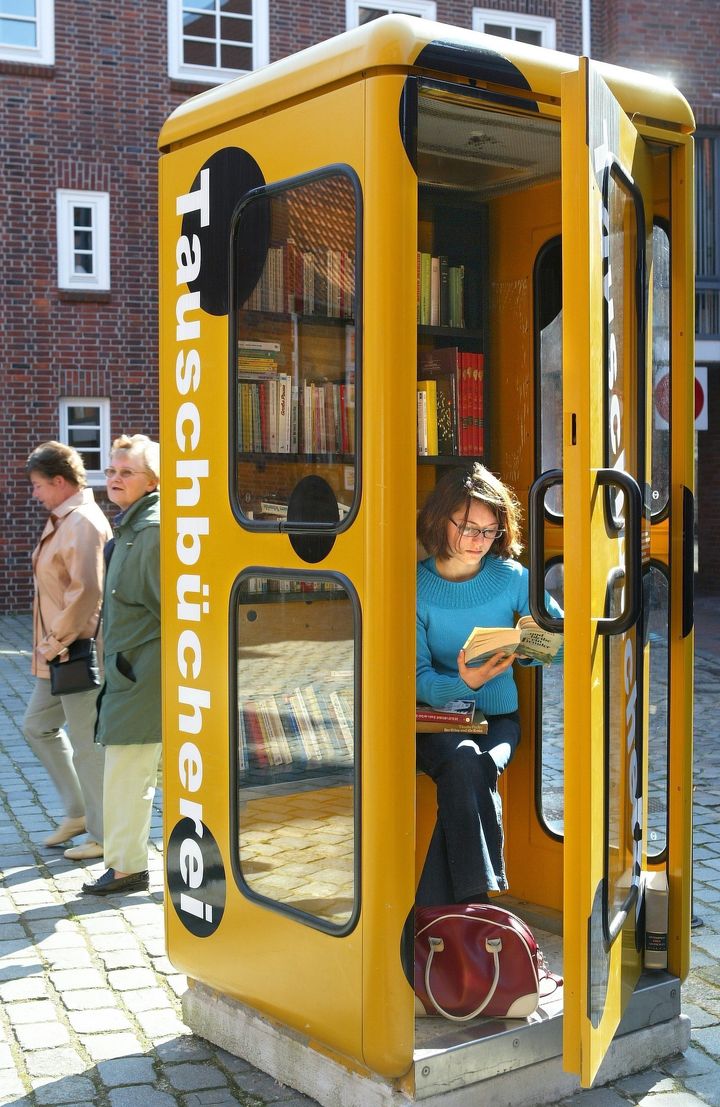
xmin=102 ymin=742 xmax=162 ymax=874
xmin=22 ymin=677 xmax=105 ymax=843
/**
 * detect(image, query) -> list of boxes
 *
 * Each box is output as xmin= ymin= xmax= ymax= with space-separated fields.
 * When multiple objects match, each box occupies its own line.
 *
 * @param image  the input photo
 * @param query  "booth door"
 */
xmin=559 ymin=58 xmax=656 ymax=1086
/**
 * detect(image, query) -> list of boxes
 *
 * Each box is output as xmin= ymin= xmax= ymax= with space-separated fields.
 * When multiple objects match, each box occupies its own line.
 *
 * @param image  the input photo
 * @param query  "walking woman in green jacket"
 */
xmin=82 ymin=434 xmax=161 ymax=896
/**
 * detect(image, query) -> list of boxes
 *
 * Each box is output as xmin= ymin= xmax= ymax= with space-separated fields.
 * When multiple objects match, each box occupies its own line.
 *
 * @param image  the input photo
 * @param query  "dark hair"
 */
xmin=417 ymin=463 xmax=523 ymax=560
xmin=26 ymin=441 xmax=87 ymax=488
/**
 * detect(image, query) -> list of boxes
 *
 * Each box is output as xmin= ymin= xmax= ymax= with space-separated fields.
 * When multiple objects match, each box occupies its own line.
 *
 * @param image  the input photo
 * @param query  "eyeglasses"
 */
xmin=104 ymin=467 xmax=147 ymax=480
xmin=450 ymin=519 xmax=505 ymax=541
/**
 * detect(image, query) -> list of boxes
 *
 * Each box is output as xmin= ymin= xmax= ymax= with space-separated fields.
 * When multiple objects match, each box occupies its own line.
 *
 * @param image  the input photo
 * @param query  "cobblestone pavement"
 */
xmin=2 ymin=604 xmax=720 ymax=1106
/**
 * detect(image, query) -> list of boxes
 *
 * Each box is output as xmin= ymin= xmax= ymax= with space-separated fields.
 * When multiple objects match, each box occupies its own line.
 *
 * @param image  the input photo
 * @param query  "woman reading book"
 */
xmin=416 ymin=463 xmax=563 ymax=906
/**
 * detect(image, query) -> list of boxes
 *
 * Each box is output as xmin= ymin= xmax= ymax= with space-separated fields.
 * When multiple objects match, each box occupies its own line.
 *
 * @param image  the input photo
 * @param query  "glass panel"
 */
xmin=183 ymin=0 xmax=215 ymax=11
xmin=74 ymin=230 xmax=92 ymax=251
xmin=696 ymin=289 xmax=720 ymax=336
xmin=651 ymin=224 xmax=670 ymax=516
xmin=537 ymin=239 xmax=563 ymax=514
xmin=221 ymin=0 xmax=252 ymax=13
xmin=232 ymin=172 xmax=358 ymax=531
xmin=358 ymin=7 xmax=387 ymax=25
xmin=67 ymin=405 xmax=100 ymax=425
xmin=235 ymin=574 xmax=357 ymax=927
xmin=604 ymin=168 xmax=642 ymax=938
xmin=183 ymin=12 xmax=215 ymax=37
xmin=539 ymin=561 xmax=564 ymax=834
xmin=73 ymin=253 xmax=94 ymax=274
xmin=68 ymin=427 xmax=101 ymax=449
xmin=484 ymin=23 xmax=512 ymax=39
xmin=220 ymin=14 xmax=250 ymax=42
xmin=183 ymin=37 xmax=216 ymax=66
xmin=220 ymin=42 xmax=251 ymax=69
xmin=0 ymin=16 xmax=35 ymax=45
xmin=0 ymin=0 xmax=36 ymax=18
xmin=646 ymin=565 xmax=668 ymax=857
xmin=516 ymin=28 xmax=543 ymax=46
xmin=73 ymin=207 xmax=92 ymax=228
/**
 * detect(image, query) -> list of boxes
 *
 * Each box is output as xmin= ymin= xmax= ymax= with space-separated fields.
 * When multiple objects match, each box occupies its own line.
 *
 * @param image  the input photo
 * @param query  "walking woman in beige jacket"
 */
xmin=23 ymin=441 xmax=112 ymax=859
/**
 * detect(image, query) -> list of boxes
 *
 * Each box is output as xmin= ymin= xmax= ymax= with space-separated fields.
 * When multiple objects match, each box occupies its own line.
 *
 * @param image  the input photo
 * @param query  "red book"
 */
xmin=458 ymin=351 xmax=474 ymax=455
xmin=242 ymin=702 xmax=268 ymax=767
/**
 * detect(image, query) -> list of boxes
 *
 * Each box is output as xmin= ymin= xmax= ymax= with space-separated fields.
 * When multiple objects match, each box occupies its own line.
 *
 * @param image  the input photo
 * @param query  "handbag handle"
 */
xmin=424 ymin=934 xmax=502 ymax=1022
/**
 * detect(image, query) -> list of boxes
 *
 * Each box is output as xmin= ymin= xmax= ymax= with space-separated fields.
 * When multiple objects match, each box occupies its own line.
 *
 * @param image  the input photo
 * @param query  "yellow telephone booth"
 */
xmin=159 ymin=16 xmax=695 ymax=1104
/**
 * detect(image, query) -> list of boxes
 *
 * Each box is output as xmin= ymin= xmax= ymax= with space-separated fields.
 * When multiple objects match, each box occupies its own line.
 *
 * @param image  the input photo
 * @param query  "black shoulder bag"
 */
xmin=38 ymin=601 xmax=102 ymax=696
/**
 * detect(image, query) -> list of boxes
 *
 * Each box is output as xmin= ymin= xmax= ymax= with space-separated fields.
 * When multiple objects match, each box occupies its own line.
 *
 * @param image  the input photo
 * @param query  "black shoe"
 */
xmin=81 ymin=868 xmax=149 ymax=896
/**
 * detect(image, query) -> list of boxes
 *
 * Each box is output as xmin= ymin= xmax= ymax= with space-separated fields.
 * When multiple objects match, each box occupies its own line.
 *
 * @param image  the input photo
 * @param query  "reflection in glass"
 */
xmin=235 ymin=575 xmax=357 ymax=927
xmin=539 ymin=561 xmax=564 ymax=834
xmin=537 ymin=238 xmax=563 ymax=515
xmin=646 ymin=566 xmax=669 ymax=857
xmin=232 ymin=172 xmax=358 ymax=527
xmin=651 ymin=224 xmax=670 ymax=516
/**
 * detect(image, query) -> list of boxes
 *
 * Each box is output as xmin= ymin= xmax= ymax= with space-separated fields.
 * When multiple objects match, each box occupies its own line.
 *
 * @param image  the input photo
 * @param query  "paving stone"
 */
xmin=33 ymin=1075 xmax=97 ymax=1103
xmin=60 ymin=988 xmax=119 ymax=1011
xmin=636 ymin=1094 xmax=711 ymax=1106
xmin=5 ymin=1000 xmax=58 ymax=1024
xmin=78 ymin=1034 xmax=145 ymax=1061
xmin=134 ymin=1009 xmax=188 ymax=1038
xmin=108 ymin=1088 xmax=177 ymax=1107
xmin=0 ymin=977 xmax=49 ymax=1001
xmin=153 ymin=1037 xmax=214 ymax=1063
xmin=163 ymin=1062 xmax=228 ymax=1091
xmin=67 ymin=1008 xmax=132 ymax=1033
xmin=121 ymin=988 xmax=175 ymax=1013
xmin=24 ymin=1048 xmax=86 ymax=1079
xmin=14 ymin=1022 xmax=70 ymax=1050
xmin=234 ymin=1068 xmax=302 ymax=1101
xmin=685 ymin=1072 xmax=720 ymax=1106
xmin=97 ymin=1057 xmax=158 ymax=1086
xmin=107 ymin=968 xmax=157 ymax=991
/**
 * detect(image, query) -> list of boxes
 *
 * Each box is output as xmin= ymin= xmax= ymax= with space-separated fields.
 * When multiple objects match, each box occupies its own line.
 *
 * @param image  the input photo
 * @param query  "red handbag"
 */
xmin=414 ymin=903 xmax=561 ymax=1021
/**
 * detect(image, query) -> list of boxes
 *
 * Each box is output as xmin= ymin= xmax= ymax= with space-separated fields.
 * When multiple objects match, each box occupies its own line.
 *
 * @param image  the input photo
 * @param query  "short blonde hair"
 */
xmin=111 ymin=434 xmax=160 ymax=483
xmin=26 ymin=441 xmax=87 ymax=488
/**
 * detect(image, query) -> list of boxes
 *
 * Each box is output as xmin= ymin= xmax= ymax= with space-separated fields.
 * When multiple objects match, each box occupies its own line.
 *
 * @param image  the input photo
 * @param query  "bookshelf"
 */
xmin=232 ymin=171 xmax=358 ymax=526
xmin=416 ymin=189 xmax=489 ymax=474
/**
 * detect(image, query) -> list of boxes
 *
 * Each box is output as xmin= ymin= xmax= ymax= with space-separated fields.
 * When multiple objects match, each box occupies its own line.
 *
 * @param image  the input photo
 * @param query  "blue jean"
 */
xmin=415 ymin=712 xmax=521 ymax=906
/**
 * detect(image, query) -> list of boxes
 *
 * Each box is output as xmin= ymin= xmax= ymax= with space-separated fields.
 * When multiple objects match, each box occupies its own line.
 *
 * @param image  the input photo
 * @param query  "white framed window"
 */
xmin=472 ymin=8 xmax=555 ymax=49
xmin=168 ymin=0 xmax=269 ymax=84
xmin=56 ymin=190 xmax=110 ymax=292
xmin=0 ymin=0 xmax=54 ymax=65
xmin=347 ymin=0 xmax=436 ymax=28
xmin=59 ymin=399 xmax=111 ymax=486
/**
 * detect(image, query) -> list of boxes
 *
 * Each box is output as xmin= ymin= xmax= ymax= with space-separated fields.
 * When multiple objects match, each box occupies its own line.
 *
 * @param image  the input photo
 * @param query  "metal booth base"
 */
xmin=181 ymin=970 xmax=689 ymax=1107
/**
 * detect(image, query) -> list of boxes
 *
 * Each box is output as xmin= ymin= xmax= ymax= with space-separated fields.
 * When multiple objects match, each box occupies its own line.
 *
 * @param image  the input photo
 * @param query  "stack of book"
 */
xmin=417 ymin=346 xmax=484 ymax=457
xmin=416 ymin=699 xmax=488 ymax=734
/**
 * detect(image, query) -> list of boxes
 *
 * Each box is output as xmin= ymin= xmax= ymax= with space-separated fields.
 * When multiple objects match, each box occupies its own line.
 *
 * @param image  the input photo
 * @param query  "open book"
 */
xmin=416 ymin=700 xmax=488 ymax=734
xmin=462 ymin=616 xmax=563 ymax=666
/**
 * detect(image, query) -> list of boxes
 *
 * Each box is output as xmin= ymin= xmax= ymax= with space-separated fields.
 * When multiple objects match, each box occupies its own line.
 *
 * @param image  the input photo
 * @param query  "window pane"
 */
xmin=358 ymin=7 xmax=386 ymax=25
xmin=73 ymin=206 xmax=92 ymax=228
xmin=646 ymin=566 xmax=669 ymax=858
xmin=0 ymin=0 xmax=36 ymax=17
xmin=220 ymin=42 xmax=251 ymax=69
xmin=183 ymin=0 xmax=215 ymax=11
xmin=651 ymin=224 xmax=670 ymax=516
xmin=67 ymin=405 xmax=100 ymax=425
xmin=68 ymin=427 xmax=101 ymax=449
xmin=221 ymin=0 xmax=252 ymax=14
xmin=220 ymin=14 xmax=250 ymax=43
xmin=0 ymin=16 xmax=36 ymax=46
xmin=539 ymin=562 xmax=564 ymax=835
xmin=232 ymin=172 xmax=358 ymax=535
xmin=183 ymin=12 xmax=215 ymax=37
xmin=74 ymin=230 xmax=92 ymax=251
xmin=236 ymin=575 xmax=357 ymax=927
xmin=516 ymin=28 xmax=543 ymax=46
xmin=537 ymin=239 xmax=563 ymax=515
xmin=484 ymin=23 xmax=513 ymax=39
xmin=183 ymin=37 xmax=216 ymax=66
xmin=73 ymin=253 xmax=94 ymax=274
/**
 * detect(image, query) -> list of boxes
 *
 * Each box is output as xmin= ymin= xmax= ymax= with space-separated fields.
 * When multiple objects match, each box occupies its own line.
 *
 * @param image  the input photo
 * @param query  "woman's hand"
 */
xmin=457 ymin=648 xmax=515 ymax=690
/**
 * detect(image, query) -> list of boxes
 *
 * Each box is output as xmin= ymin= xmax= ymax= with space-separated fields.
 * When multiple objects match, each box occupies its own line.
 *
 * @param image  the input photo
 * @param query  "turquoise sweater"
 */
xmin=416 ymin=555 xmax=563 ymax=716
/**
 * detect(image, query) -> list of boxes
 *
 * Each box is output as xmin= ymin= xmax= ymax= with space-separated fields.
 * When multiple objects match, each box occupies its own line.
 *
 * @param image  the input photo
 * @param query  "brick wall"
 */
xmin=0 ymin=1 xmax=205 ymax=612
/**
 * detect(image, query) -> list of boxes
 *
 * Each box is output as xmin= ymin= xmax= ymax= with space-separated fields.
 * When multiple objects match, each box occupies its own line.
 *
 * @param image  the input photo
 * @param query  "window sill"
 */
xmin=58 ymin=290 xmax=112 ymax=304
xmin=169 ymin=77 xmax=219 ymax=96
xmin=0 ymin=59 xmax=55 ymax=77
